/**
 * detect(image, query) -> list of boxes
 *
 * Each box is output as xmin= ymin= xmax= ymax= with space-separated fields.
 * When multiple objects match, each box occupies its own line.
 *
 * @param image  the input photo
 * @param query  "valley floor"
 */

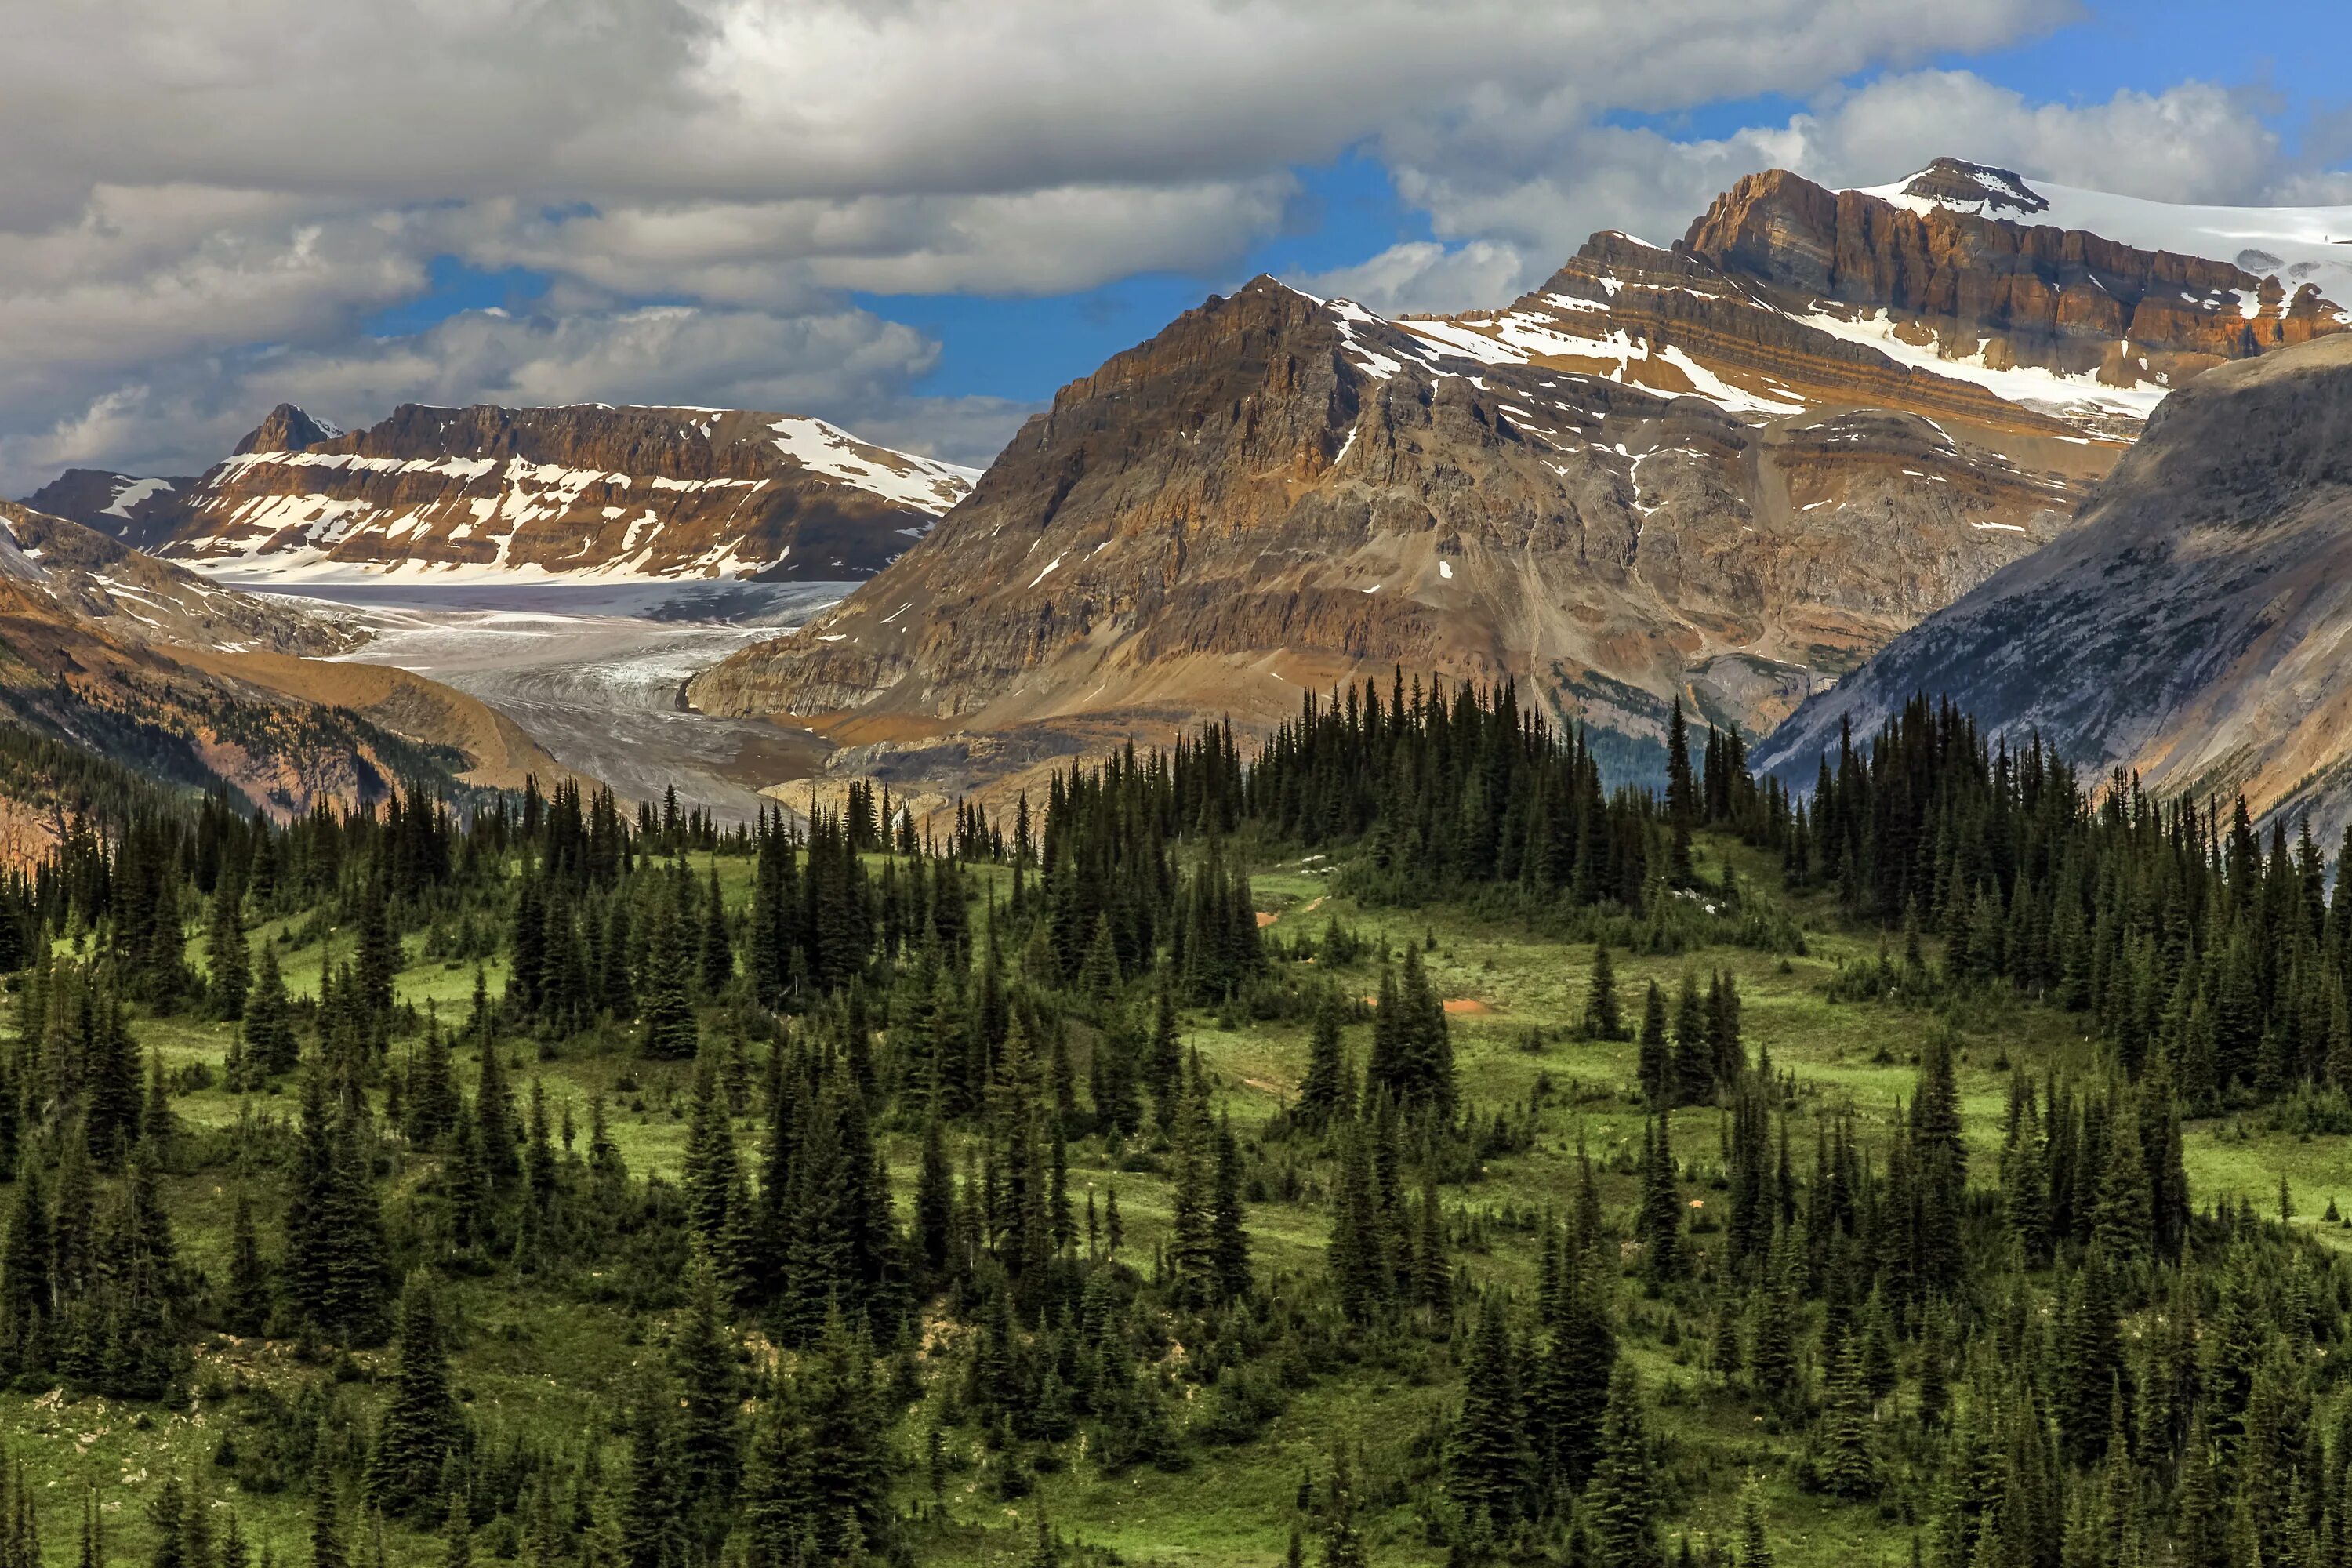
xmin=248 ymin=579 xmax=848 ymax=822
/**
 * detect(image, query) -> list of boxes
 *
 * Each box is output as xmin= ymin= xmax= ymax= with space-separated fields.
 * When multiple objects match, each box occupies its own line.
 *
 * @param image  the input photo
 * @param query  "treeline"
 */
xmin=1784 ymin=695 xmax=2352 ymax=1112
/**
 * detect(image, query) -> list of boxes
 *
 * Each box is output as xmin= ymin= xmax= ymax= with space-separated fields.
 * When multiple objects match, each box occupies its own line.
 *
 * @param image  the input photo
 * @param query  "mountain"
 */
xmin=1752 ymin=332 xmax=2352 ymax=836
xmin=1429 ymin=157 xmax=2350 ymax=441
xmin=685 ymin=159 xmax=2347 ymax=799
xmin=684 ymin=275 xmax=2099 ymax=791
xmin=677 ymin=162 xmax=2333 ymax=799
xmin=0 ymin=501 xmax=570 ymax=837
xmin=0 ymin=499 xmax=358 ymax=659
xmin=22 ymin=469 xmax=201 ymax=551
xmin=45 ymin=401 xmax=979 ymax=583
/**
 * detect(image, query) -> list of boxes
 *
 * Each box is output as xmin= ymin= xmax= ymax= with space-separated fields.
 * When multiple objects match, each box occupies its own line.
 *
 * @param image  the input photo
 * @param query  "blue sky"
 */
xmin=837 ymin=0 xmax=2352 ymax=407
xmin=7 ymin=0 xmax=2350 ymax=488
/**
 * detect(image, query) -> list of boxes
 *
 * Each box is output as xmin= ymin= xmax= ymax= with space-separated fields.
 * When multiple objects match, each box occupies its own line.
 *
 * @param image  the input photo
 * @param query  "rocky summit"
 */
xmin=685 ymin=272 xmax=2102 ymax=793
xmin=684 ymin=159 xmax=2350 ymax=798
xmin=45 ymin=401 xmax=978 ymax=583
xmin=1755 ymin=331 xmax=2352 ymax=838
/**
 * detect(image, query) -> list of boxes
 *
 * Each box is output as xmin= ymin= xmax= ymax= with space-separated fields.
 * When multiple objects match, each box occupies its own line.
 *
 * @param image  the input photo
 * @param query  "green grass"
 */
xmin=9 ymin=833 xmax=2340 ymax=1567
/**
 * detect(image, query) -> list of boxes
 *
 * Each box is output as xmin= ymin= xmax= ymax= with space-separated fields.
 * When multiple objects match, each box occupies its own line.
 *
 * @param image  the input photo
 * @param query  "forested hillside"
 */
xmin=1 ymin=681 xmax=2348 ymax=1568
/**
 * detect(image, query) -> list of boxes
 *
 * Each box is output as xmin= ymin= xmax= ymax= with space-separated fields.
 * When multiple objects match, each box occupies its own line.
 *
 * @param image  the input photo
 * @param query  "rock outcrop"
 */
xmin=0 ymin=502 xmax=568 ymax=815
xmin=24 ymin=470 xmax=198 ymax=551
xmin=685 ymin=159 xmax=2352 ymax=796
xmin=1754 ymin=333 xmax=2352 ymax=838
xmin=687 ymin=276 xmax=2092 ymax=782
xmin=70 ymin=402 xmax=978 ymax=583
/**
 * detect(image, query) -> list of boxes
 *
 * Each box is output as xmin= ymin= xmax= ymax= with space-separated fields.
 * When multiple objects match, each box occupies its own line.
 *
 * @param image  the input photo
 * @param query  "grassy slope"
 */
xmin=7 ymin=837 xmax=2340 ymax=1568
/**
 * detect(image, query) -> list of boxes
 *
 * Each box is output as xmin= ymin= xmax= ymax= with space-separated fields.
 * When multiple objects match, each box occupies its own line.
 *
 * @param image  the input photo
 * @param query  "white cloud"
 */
xmin=0 ymin=303 xmax=1029 ymax=492
xmin=1294 ymin=240 xmax=1531 ymax=318
xmin=9 ymin=0 xmax=2338 ymax=494
xmin=1343 ymin=71 xmax=2324 ymax=315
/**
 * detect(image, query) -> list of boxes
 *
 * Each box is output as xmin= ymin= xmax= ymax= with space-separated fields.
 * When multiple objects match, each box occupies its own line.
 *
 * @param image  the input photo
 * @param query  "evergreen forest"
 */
xmin=3 ymin=681 xmax=2352 ymax=1568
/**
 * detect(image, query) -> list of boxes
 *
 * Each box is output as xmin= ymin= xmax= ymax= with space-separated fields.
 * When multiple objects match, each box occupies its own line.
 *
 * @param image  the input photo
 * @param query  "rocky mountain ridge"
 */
xmin=0 ymin=501 xmax=568 ymax=828
xmin=1408 ymin=158 xmax=2349 ymax=441
xmin=1753 ymin=332 xmax=2352 ymax=837
xmin=686 ymin=158 xmax=2350 ymax=798
xmin=686 ymin=273 xmax=2098 ymax=793
xmin=35 ymin=402 xmax=978 ymax=583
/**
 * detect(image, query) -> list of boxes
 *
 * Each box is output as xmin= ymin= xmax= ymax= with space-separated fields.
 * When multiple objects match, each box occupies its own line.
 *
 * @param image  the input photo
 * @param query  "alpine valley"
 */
xmin=20 ymin=147 xmax=2352 ymax=1568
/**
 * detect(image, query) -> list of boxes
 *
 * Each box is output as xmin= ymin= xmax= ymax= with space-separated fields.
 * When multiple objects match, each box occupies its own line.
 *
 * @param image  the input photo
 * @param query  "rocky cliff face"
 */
xmin=1753 ymin=333 xmax=2352 ymax=837
xmin=24 ymin=469 xmax=199 ymax=551
xmin=686 ymin=158 xmax=2351 ymax=797
xmin=687 ymin=276 xmax=2093 ymax=785
xmin=0 ymin=502 xmax=565 ymax=817
xmin=1679 ymin=159 xmax=2349 ymax=434
xmin=101 ymin=402 xmax=977 ymax=582
xmin=1409 ymin=161 xmax=2350 ymax=445
xmin=0 ymin=501 xmax=360 ymax=657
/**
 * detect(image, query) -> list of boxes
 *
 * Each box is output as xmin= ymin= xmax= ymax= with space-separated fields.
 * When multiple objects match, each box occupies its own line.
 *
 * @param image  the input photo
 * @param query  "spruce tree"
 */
xmin=365 ymin=1274 xmax=463 ymax=1519
xmin=699 ymin=866 xmax=732 ymax=997
xmin=638 ymin=887 xmax=700 ymax=1060
xmin=209 ymin=878 xmax=250 ymax=1021
xmin=1637 ymin=982 xmax=1671 ymax=1105
xmin=1636 ymin=1115 xmax=1682 ymax=1283
xmin=1296 ymin=988 xmax=1355 ymax=1131
xmin=1586 ymin=1363 xmax=1661 ymax=1568
xmin=1450 ymin=1292 xmax=1530 ymax=1528
xmin=669 ymin=1253 xmax=742 ymax=1529
xmin=241 ymin=945 xmax=296 ymax=1081
xmin=1583 ymin=943 xmax=1624 ymax=1041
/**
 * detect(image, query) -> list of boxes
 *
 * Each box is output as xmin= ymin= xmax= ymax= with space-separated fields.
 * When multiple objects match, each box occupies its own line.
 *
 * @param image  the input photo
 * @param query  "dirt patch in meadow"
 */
xmin=1443 ymin=998 xmax=1495 ymax=1015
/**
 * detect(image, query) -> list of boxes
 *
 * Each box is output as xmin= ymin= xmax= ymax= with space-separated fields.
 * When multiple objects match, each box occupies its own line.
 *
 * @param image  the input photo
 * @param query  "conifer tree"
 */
xmin=1587 ymin=1363 xmax=1661 ymax=1568
xmin=209 ymin=877 xmax=250 ymax=1021
xmin=1814 ymin=1340 xmax=1878 ymax=1499
xmin=1636 ymin=1115 xmax=1683 ymax=1283
xmin=1210 ymin=1111 xmax=1251 ymax=1302
xmin=241 ymin=945 xmax=296 ymax=1082
xmin=1583 ymin=943 xmax=1624 ymax=1041
xmin=1637 ymin=982 xmax=1671 ymax=1105
xmin=474 ymin=1036 xmax=518 ymax=1185
xmin=669 ymin=1252 xmax=742 ymax=1530
xmin=1296 ymin=989 xmax=1354 ymax=1131
xmin=1664 ymin=700 xmax=1696 ymax=887
xmin=1450 ymin=1292 xmax=1531 ymax=1529
xmin=1318 ymin=1447 xmax=1369 ymax=1568
xmin=226 ymin=1190 xmax=269 ymax=1338
xmin=354 ymin=877 xmax=397 ymax=1022
xmin=365 ymin=1274 xmax=463 ymax=1519
xmin=1165 ymin=1060 xmax=1219 ymax=1308
xmin=1737 ymin=1477 xmax=1772 ymax=1568
xmin=638 ymin=887 xmax=700 ymax=1060
xmin=699 ymin=866 xmax=732 ymax=997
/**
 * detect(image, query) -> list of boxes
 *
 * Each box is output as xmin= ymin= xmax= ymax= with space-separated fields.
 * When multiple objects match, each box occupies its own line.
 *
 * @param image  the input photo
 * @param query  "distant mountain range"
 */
xmin=23 ymin=154 xmax=2352 ymax=820
xmin=28 ymin=402 xmax=978 ymax=584
xmin=684 ymin=158 xmax=2349 ymax=797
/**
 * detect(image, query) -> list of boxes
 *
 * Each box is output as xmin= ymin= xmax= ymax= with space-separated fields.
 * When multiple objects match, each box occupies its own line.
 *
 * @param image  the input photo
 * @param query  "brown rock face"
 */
xmin=1680 ymin=165 xmax=2347 ymax=394
xmin=21 ymin=470 xmax=200 ymax=551
xmin=153 ymin=401 xmax=976 ymax=580
xmin=0 ymin=504 xmax=568 ymax=817
xmin=688 ymin=276 xmax=2092 ymax=782
xmin=1755 ymin=334 xmax=2352 ymax=840
xmin=678 ymin=162 xmax=2351 ymax=800
xmin=0 ymin=501 xmax=358 ymax=658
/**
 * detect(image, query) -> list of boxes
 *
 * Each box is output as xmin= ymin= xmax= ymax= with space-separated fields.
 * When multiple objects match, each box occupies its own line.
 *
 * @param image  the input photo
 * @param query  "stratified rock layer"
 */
xmin=1755 ymin=334 xmax=2352 ymax=838
xmin=85 ymin=403 xmax=977 ymax=582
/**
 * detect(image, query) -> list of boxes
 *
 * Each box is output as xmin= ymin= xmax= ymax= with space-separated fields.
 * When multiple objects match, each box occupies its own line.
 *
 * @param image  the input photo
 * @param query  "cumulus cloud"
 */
xmin=0 ymin=302 xmax=1027 ymax=492
xmin=2 ymin=0 xmax=2337 ymax=492
xmin=1351 ymin=71 xmax=2323 ymax=314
